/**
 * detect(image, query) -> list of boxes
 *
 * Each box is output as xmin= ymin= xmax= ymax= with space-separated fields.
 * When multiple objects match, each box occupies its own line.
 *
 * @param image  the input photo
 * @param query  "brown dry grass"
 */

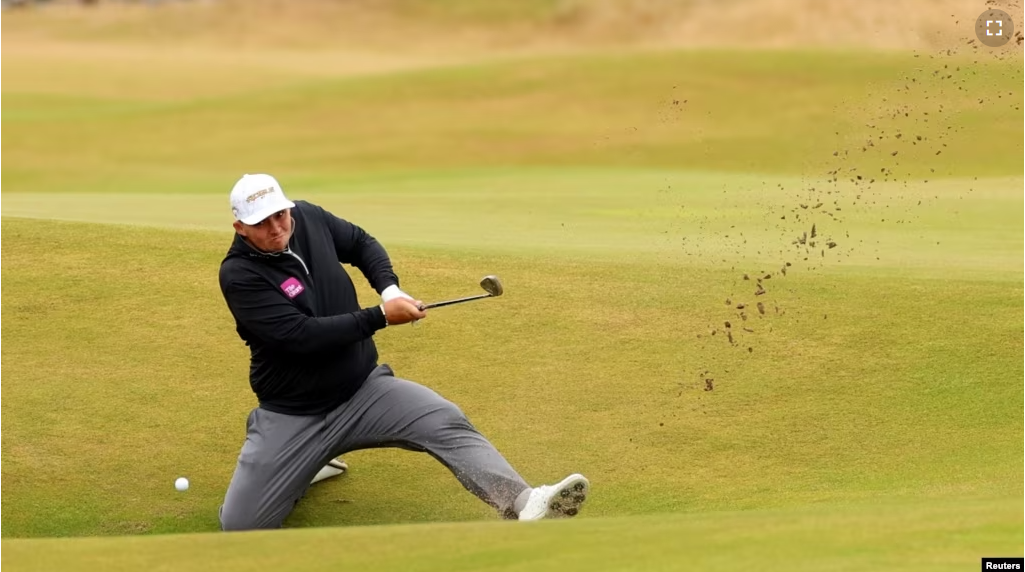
xmin=3 ymin=0 xmax=1021 ymax=55
xmin=5 ymin=0 xmax=1019 ymax=102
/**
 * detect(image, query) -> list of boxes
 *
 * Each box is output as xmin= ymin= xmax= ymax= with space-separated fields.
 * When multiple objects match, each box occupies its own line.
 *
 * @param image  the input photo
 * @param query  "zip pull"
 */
xmin=284 ymin=248 xmax=310 ymax=276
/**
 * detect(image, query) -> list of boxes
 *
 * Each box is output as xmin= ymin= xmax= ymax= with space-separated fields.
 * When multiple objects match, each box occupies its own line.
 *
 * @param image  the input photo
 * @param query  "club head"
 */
xmin=480 ymin=275 xmax=503 ymax=297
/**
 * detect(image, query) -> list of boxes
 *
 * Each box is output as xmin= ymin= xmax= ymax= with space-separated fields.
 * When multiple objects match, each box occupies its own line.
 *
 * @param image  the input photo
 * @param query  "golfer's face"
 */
xmin=244 ymin=209 xmax=292 ymax=252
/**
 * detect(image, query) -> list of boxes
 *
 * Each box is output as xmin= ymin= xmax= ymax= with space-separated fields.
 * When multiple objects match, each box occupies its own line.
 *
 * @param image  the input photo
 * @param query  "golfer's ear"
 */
xmin=233 ymin=221 xmax=246 ymax=236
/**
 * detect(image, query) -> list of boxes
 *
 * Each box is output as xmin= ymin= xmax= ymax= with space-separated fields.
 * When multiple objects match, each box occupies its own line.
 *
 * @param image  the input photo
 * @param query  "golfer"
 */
xmin=217 ymin=173 xmax=589 ymax=530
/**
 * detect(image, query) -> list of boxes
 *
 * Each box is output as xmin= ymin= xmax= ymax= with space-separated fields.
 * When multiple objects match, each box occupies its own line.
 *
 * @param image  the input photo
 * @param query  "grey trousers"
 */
xmin=219 ymin=364 xmax=530 ymax=530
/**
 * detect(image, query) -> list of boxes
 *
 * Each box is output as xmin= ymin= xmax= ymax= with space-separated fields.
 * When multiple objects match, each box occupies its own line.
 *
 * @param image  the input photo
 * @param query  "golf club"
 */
xmin=418 ymin=275 xmax=503 ymax=310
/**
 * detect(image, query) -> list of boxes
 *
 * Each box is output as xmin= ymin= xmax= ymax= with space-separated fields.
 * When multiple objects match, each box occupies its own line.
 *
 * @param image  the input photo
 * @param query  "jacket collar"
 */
xmin=228 ymin=216 xmax=298 ymax=260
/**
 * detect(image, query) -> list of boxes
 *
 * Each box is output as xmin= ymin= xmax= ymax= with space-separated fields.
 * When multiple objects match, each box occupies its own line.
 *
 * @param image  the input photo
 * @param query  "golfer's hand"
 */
xmin=383 ymin=298 xmax=426 ymax=326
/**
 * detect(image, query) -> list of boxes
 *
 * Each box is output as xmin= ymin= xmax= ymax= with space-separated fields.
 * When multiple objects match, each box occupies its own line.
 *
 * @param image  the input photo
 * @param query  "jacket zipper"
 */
xmin=284 ymin=248 xmax=310 ymax=276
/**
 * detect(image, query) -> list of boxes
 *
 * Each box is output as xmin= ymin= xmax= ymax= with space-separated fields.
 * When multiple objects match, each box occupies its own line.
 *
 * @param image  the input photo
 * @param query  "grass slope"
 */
xmin=2 ymin=204 xmax=1020 ymax=537
xmin=4 ymin=498 xmax=1021 ymax=572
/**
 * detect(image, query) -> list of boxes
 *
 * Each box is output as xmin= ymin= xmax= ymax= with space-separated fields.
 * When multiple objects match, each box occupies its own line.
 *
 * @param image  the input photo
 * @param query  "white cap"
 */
xmin=230 ymin=173 xmax=296 ymax=225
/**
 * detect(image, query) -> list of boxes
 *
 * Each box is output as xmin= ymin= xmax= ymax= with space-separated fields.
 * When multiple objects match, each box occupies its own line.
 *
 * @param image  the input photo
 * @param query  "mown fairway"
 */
xmin=2 ymin=2 xmax=1022 ymax=570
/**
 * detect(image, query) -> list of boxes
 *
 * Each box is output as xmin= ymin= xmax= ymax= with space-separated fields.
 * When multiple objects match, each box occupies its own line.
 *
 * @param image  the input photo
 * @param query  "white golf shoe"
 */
xmin=310 ymin=458 xmax=348 ymax=485
xmin=517 ymin=473 xmax=590 ymax=521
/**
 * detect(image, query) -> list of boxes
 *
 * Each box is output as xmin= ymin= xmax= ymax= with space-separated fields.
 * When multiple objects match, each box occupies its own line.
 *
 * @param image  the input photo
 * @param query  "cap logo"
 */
xmin=246 ymin=187 xmax=277 ymax=203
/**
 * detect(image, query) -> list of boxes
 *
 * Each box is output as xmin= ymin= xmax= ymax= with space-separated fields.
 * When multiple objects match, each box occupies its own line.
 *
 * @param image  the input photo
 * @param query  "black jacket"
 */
xmin=219 ymin=200 xmax=397 ymax=415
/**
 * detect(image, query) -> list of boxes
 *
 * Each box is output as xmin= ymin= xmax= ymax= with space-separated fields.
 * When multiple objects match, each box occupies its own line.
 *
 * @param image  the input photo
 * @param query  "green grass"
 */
xmin=2 ymin=14 xmax=1023 ymax=571
xmin=1 ymin=169 xmax=1021 ymax=277
xmin=4 ymin=498 xmax=1020 ymax=571
xmin=2 ymin=50 xmax=1021 ymax=192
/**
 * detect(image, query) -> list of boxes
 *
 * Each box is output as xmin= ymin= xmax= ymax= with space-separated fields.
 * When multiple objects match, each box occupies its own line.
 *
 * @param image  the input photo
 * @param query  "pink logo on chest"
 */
xmin=280 ymin=277 xmax=305 ymax=299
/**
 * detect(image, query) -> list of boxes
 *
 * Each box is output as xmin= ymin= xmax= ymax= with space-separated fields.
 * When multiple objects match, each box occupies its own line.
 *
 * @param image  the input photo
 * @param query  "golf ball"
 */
xmin=175 ymin=477 xmax=189 ymax=492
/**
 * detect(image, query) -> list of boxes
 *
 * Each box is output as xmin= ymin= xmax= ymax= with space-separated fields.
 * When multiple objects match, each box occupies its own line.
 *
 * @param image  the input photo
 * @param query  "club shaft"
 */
xmin=422 ymin=294 xmax=492 ymax=309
